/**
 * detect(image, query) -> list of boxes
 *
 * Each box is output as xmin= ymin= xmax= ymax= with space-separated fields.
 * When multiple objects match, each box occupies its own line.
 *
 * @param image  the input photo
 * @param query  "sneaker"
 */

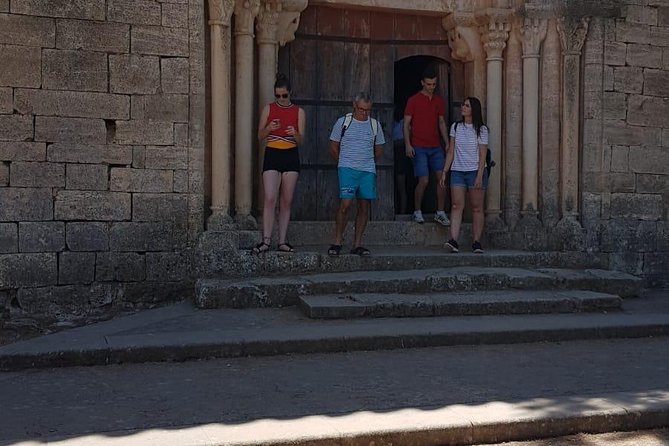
xmin=434 ymin=213 xmax=450 ymax=226
xmin=413 ymin=211 xmax=424 ymax=224
xmin=472 ymin=241 xmax=484 ymax=254
xmin=444 ymin=238 xmax=459 ymax=253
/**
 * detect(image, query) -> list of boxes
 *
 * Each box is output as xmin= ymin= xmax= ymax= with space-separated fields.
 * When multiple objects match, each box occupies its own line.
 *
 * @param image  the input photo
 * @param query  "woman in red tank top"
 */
xmin=254 ymin=73 xmax=306 ymax=254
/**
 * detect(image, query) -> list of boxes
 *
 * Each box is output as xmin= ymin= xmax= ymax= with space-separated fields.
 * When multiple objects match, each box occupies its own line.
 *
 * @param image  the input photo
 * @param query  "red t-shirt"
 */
xmin=404 ymin=92 xmax=445 ymax=147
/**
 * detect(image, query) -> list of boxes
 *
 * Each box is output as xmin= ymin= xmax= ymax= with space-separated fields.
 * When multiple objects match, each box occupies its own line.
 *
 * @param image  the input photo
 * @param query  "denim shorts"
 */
xmin=450 ymin=169 xmax=488 ymax=190
xmin=412 ymin=146 xmax=444 ymax=177
xmin=338 ymin=167 xmax=376 ymax=200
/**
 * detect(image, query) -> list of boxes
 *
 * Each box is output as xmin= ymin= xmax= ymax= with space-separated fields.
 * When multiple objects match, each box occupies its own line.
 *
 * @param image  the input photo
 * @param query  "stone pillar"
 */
xmin=540 ymin=19 xmax=561 ymax=227
xmin=207 ymin=0 xmax=235 ymax=229
xmin=234 ymin=0 xmax=261 ymax=228
xmin=557 ymin=16 xmax=590 ymax=222
xmin=255 ymin=0 xmax=281 ymax=211
xmin=504 ymin=21 xmax=522 ymax=230
xmin=482 ymin=19 xmax=509 ymax=228
xmin=519 ymin=17 xmax=547 ymax=225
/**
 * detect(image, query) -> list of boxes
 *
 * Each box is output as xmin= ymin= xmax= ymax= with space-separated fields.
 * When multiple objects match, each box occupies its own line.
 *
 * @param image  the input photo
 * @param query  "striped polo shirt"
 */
xmin=450 ymin=122 xmax=489 ymax=172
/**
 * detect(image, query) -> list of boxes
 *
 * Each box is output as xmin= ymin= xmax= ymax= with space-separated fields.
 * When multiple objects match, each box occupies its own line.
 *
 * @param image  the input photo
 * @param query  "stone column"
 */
xmin=482 ymin=18 xmax=510 ymax=228
xmin=519 ymin=17 xmax=547 ymax=225
xmin=207 ymin=0 xmax=235 ymax=229
xmin=504 ymin=21 xmax=522 ymax=230
xmin=540 ymin=19 xmax=561 ymax=227
xmin=557 ymin=16 xmax=590 ymax=222
xmin=234 ymin=0 xmax=261 ymax=228
xmin=255 ymin=0 xmax=281 ymax=210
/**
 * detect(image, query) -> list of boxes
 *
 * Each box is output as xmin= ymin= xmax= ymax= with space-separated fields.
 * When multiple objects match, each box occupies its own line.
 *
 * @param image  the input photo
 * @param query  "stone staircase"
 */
xmin=193 ymin=220 xmax=650 ymax=353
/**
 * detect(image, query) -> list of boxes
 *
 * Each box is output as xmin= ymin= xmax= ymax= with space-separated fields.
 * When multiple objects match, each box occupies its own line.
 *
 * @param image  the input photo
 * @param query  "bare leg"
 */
xmin=469 ymin=187 xmax=486 ymax=242
xmin=449 ymin=186 xmax=466 ymax=241
xmin=334 ymin=199 xmax=353 ymax=245
xmin=277 ymin=171 xmax=299 ymax=245
xmin=262 ymin=170 xmax=281 ymax=241
xmin=414 ymin=175 xmax=429 ymax=212
xmin=435 ymin=170 xmax=446 ymax=212
xmin=352 ymin=199 xmax=370 ymax=248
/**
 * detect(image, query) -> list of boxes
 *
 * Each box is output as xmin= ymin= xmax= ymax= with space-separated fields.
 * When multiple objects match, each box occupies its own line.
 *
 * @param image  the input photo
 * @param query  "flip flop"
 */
xmin=277 ymin=242 xmax=295 ymax=253
xmin=327 ymin=244 xmax=342 ymax=256
xmin=252 ymin=241 xmax=270 ymax=254
xmin=350 ymin=246 xmax=371 ymax=256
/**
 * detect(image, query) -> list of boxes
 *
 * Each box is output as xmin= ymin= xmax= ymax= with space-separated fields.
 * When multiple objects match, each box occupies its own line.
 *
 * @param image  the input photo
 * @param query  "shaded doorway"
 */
xmin=393 ymin=56 xmax=451 ymax=216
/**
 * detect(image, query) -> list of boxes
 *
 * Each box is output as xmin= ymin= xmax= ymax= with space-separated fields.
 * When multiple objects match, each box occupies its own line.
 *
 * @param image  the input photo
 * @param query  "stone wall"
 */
xmin=0 ymin=0 xmax=205 ymax=329
xmin=581 ymin=1 xmax=669 ymax=286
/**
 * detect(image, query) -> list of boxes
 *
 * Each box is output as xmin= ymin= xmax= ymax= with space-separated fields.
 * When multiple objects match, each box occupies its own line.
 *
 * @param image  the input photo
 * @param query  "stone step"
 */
xmin=299 ymin=290 xmax=623 ymax=319
xmin=2 ymin=297 xmax=668 ymax=370
xmin=195 ymin=266 xmax=642 ymax=309
xmin=196 ymin=241 xmax=606 ymax=279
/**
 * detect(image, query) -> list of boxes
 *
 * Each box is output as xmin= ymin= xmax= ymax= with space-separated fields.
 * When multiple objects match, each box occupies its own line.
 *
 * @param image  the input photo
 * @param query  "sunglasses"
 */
xmin=274 ymin=93 xmax=289 ymax=99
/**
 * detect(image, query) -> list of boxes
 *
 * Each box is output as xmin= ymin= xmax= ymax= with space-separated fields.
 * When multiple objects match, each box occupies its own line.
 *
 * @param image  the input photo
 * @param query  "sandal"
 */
xmin=350 ymin=246 xmax=371 ymax=256
xmin=327 ymin=244 xmax=342 ymax=256
xmin=252 ymin=241 xmax=270 ymax=254
xmin=277 ymin=242 xmax=295 ymax=253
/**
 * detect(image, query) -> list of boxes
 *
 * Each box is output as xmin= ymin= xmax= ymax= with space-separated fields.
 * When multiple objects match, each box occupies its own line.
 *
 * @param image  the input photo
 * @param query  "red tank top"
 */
xmin=266 ymin=102 xmax=299 ymax=149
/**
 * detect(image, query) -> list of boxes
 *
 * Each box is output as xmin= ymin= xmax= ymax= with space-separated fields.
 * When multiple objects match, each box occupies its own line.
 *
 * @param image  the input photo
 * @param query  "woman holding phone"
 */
xmin=254 ymin=73 xmax=306 ymax=253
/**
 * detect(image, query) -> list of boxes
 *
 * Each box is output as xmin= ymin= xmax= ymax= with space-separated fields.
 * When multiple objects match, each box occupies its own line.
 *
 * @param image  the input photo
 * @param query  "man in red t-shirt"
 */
xmin=403 ymin=67 xmax=450 ymax=226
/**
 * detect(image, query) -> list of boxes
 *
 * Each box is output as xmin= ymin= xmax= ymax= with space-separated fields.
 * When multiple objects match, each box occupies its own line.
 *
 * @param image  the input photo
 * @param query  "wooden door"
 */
xmin=278 ymin=6 xmax=456 ymax=221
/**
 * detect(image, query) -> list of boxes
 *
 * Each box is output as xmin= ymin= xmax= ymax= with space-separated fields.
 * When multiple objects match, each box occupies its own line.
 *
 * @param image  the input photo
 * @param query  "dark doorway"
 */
xmin=393 ymin=56 xmax=451 ymax=215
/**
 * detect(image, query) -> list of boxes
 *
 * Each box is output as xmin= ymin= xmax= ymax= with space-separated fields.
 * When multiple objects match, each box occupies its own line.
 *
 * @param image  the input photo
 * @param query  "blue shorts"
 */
xmin=338 ymin=167 xmax=376 ymax=200
xmin=450 ymin=169 xmax=489 ymax=190
xmin=412 ymin=146 xmax=445 ymax=177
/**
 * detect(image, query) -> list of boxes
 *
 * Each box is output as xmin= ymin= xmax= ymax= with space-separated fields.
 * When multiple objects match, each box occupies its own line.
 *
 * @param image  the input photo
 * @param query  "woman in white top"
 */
xmin=439 ymin=97 xmax=489 ymax=253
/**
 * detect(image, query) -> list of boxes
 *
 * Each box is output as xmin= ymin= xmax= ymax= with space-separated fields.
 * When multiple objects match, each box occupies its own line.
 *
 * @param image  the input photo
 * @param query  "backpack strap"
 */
xmin=340 ymin=113 xmax=353 ymax=139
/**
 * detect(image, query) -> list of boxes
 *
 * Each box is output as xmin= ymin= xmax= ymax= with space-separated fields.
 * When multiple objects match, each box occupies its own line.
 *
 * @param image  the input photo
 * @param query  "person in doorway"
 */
xmin=392 ymin=109 xmax=410 ymax=214
xmin=327 ymin=92 xmax=386 ymax=256
xmin=404 ymin=66 xmax=450 ymax=226
xmin=253 ymin=73 xmax=306 ymax=254
xmin=439 ymin=97 xmax=488 ymax=254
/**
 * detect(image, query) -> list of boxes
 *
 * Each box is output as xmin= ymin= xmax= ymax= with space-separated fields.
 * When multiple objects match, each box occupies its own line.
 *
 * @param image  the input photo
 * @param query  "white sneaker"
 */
xmin=434 ymin=213 xmax=450 ymax=226
xmin=413 ymin=211 xmax=424 ymax=224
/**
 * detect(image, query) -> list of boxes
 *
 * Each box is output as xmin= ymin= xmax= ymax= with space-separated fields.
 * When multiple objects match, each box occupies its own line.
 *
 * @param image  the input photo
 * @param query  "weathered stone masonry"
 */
xmin=0 ymin=0 xmax=205 ymax=325
xmin=0 ymin=0 xmax=668 ymax=331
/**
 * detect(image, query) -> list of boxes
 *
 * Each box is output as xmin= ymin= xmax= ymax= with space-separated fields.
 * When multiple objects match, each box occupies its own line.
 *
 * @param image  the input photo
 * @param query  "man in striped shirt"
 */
xmin=327 ymin=93 xmax=386 ymax=256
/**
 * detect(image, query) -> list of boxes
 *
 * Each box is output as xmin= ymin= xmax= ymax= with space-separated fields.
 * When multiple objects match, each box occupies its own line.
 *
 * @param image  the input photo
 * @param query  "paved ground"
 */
xmin=480 ymin=429 xmax=669 ymax=445
xmin=1 ymin=336 xmax=668 ymax=445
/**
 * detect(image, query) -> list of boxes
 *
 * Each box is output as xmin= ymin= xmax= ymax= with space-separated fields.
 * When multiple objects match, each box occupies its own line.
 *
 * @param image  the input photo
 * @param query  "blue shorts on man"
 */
xmin=412 ymin=146 xmax=445 ymax=177
xmin=338 ymin=167 xmax=376 ymax=199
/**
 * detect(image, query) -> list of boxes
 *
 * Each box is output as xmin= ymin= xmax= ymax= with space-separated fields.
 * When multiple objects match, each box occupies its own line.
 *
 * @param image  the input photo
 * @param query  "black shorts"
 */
xmin=263 ymin=147 xmax=300 ymax=173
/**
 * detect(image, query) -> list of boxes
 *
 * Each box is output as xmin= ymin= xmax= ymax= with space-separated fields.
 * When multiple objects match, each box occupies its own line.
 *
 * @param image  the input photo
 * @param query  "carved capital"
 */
xmin=256 ymin=0 xmax=280 ymax=43
xmin=209 ymin=0 xmax=235 ymax=26
xmin=278 ymin=0 xmax=307 ymax=46
xmin=557 ymin=16 xmax=590 ymax=56
xmin=234 ymin=0 xmax=261 ymax=36
xmin=520 ymin=17 xmax=547 ymax=58
xmin=481 ymin=20 xmax=510 ymax=60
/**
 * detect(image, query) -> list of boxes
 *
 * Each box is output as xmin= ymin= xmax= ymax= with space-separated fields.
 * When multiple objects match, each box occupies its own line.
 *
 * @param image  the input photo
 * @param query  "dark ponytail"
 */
xmin=274 ymin=73 xmax=291 ymax=91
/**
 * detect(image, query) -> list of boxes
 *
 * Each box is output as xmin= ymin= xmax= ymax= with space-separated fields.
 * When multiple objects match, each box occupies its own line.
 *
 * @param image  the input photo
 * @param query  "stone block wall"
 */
xmin=0 ymin=0 xmax=205 ymax=327
xmin=581 ymin=1 xmax=669 ymax=286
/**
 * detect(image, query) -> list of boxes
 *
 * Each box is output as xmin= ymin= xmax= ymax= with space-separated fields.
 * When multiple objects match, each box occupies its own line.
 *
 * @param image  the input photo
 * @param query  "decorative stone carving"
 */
xmin=482 ymin=20 xmax=510 ymax=60
xmin=556 ymin=16 xmax=590 ymax=55
xmin=209 ymin=0 xmax=235 ymax=26
xmin=520 ymin=17 xmax=547 ymax=57
xmin=256 ymin=0 xmax=280 ymax=44
xmin=279 ymin=0 xmax=307 ymax=46
xmin=234 ymin=0 xmax=261 ymax=36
